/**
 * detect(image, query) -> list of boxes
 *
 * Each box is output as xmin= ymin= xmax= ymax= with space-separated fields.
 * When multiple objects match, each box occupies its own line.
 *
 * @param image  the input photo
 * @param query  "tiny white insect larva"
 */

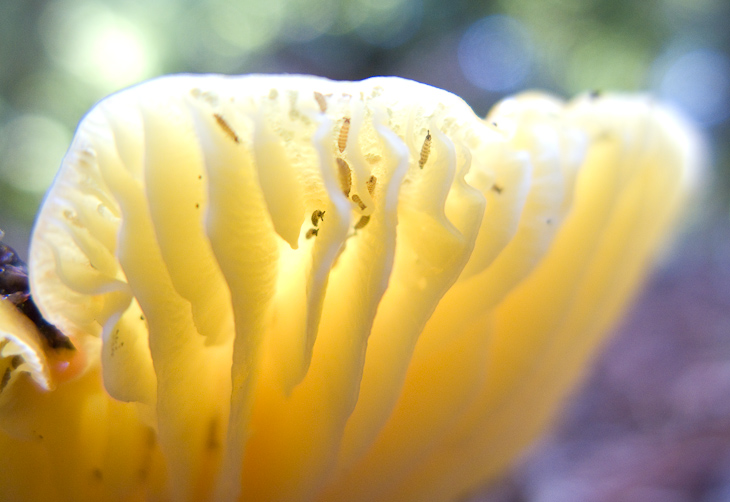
xmin=338 ymin=117 xmax=351 ymax=153
xmin=354 ymin=215 xmax=370 ymax=230
xmin=306 ymin=228 xmax=319 ymax=239
xmin=311 ymin=209 xmax=325 ymax=226
xmin=337 ymin=158 xmax=352 ymax=196
xmin=351 ymin=194 xmax=367 ymax=211
xmin=366 ymin=175 xmax=377 ymax=197
xmin=314 ymin=92 xmax=327 ymax=113
xmin=418 ymin=130 xmax=432 ymax=169
xmin=214 ymin=114 xmax=240 ymax=143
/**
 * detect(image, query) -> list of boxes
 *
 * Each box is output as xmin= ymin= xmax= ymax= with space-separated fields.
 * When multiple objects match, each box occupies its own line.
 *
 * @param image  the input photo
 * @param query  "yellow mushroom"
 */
xmin=0 ymin=75 xmax=701 ymax=502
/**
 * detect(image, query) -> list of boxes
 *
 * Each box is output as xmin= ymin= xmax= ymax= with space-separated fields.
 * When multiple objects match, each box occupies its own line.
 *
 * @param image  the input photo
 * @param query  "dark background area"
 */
xmin=0 ymin=0 xmax=729 ymax=500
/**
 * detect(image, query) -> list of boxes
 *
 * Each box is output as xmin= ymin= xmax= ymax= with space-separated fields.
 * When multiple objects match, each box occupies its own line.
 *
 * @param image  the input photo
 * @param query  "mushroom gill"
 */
xmin=0 ymin=75 xmax=701 ymax=502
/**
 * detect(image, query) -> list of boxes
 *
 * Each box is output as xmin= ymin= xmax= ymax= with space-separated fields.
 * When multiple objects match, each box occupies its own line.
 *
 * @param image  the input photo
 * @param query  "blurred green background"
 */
xmin=1 ymin=1 xmax=730 ymax=500
xmin=0 ymin=0 xmax=728 ymax=253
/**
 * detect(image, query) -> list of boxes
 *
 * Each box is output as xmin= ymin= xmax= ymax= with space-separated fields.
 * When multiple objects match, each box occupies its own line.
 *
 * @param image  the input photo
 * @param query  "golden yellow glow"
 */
xmin=0 ymin=75 xmax=701 ymax=501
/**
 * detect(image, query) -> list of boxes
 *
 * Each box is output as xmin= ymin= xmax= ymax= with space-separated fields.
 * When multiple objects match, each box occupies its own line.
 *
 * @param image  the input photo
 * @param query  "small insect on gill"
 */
xmin=338 ymin=118 xmax=351 ymax=153
xmin=366 ymin=175 xmax=377 ymax=197
xmin=351 ymin=194 xmax=367 ymax=211
xmin=311 ymin=210 xmax=325 ymax=226
xmin=306 ymin=228 xmax=319 ymax=239
xmin=354 ymin=215 xmax=370 ymax=231
xmin=337 ymin=158 xmax=352 ymax=197
xmin=214 ymin=113 xmax=240 ymax=143
xmin=419 ymin=130 xmax=432 ymax=169
xmin=314 ymin=92 xmax=327 ymax=113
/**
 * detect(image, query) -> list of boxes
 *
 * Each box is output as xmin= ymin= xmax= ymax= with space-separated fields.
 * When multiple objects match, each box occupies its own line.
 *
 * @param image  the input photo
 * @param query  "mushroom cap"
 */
xmin=19 ymin=75 xmax=702 ymax=501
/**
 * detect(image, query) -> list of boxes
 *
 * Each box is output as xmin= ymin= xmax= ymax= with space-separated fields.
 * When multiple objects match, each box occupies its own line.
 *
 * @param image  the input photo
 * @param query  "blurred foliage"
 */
xmin=0 ymin=0 xmax=728 ymax=252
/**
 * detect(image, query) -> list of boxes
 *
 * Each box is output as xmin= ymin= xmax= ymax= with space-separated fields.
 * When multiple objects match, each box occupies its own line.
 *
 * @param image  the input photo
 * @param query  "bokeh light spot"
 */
xmin=40 ymin=0 xmax=158 ymax=91
xmin=0 ymin=115 xmax=70 ymax=193
xmin=658 ymin=49 xmax=730 ymax=127
xmin=208 ymin=0 xmax=284 ymax=52
xmin=348 ymin=0 xmax=422 ymax=48
xmin=281 ymin=0 xmax=337 ymax=42
xmin=458 ymin=15 xmax=533 ymax=92
xmin=563 ymin=31 xmax=649 ymax=94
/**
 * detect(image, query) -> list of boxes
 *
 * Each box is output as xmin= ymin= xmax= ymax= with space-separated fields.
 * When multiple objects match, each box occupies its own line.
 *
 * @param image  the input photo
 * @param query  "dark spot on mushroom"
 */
xmin=207 ymin=418 xmax=220 ymax=451
xmin=491 ymin=184 xmax=503 ymax=194
xmin=214 ymin=113 xmax=240 ymax=143
xmin=1 ymin=368 xmax=11 ymax=392
xmin=146 ymin=428 xmax=156 ymax=448
xmin=10 ymin=355 xmax=22 ymax=369
xmin=92 ymin=468 xmax=103 ymax=481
